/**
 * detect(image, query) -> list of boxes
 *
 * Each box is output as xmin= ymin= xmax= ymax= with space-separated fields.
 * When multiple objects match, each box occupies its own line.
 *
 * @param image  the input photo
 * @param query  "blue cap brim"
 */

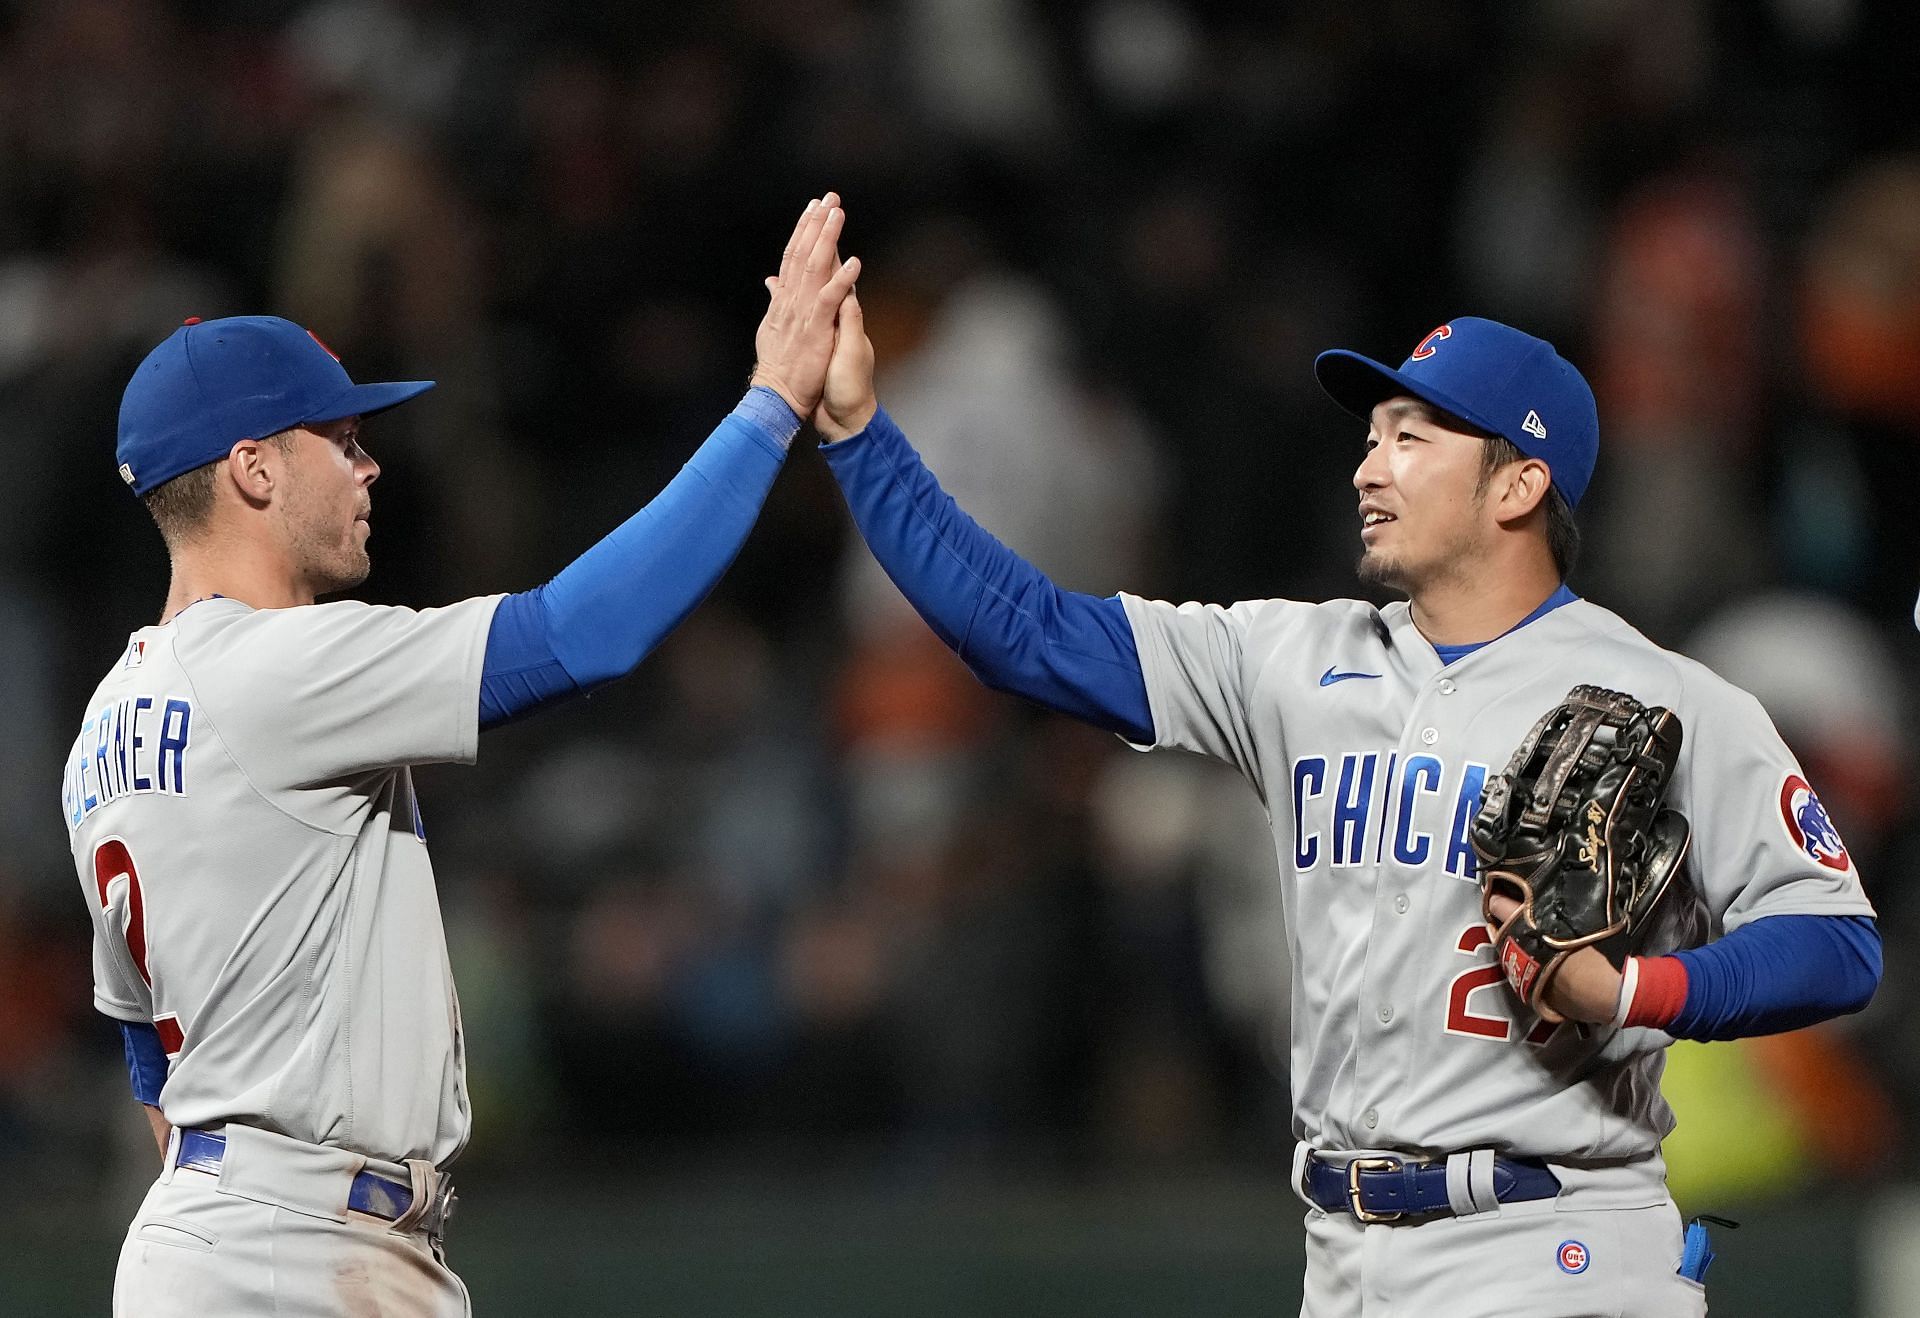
xmin=304 ymin=379 xmax=437 ymax=425
xmin=1313 ymin=350 xmax=1506 ymax=440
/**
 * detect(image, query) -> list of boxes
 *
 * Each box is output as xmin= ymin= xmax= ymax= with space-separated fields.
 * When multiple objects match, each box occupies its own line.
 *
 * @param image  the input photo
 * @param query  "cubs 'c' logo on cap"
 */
xmin=306 ymin=329 xmax=341 ymax=362
xmin=1410 ymin=324 xmax=1452 ymax=360
xmin=1556 ymin=1240 xmax=1590 ymax=1274
xmin=1780 ymin=773 xmax=1849 ymax=871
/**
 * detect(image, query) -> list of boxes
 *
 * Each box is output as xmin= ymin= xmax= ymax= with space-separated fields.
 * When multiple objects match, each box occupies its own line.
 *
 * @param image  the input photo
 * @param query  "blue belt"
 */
xmin=175 ymin=1129 xmax=447 ymax=1231
xmin=1304 ymin=1153 xmax=1560 ymax=1223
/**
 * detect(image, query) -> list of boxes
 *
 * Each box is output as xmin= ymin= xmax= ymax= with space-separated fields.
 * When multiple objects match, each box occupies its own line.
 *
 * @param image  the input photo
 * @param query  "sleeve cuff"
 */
xmin=819 ymin=405 xmax=895 ymax=452
xmin=1623 ymin=955 xmax=1689 ymax=1029
xmin=736 ymin=386 xmax=804 ymax=451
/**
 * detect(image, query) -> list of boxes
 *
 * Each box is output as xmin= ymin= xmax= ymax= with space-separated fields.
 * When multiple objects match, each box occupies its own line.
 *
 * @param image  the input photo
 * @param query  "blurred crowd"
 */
xmin=4 ymin=0 xmax=1920 ymax=1210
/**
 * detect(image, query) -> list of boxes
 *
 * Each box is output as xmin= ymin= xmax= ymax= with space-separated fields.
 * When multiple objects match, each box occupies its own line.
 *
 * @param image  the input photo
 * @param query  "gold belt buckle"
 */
xmin=1345 ymin=1156 xmax=1405 ymax=1223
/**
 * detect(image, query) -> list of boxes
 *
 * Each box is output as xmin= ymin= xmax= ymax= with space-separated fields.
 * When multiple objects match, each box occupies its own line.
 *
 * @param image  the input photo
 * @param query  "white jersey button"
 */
xmin=1420 ymin=727 xmax=1439 ymax=745
xmin=1363 ymin=1107 xmax=1379 ymax=1129
xmin=1438 ymin=678 xmax=1456 ymax=695
xmin=1378 ymin=1005 xmax=1394 ymax=1023
xmin=1393 ymin=894 xmax=1410 ymax=914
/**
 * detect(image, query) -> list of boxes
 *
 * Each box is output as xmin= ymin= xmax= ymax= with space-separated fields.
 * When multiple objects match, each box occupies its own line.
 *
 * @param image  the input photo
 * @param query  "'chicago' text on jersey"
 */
xmin=1291 ymin=751 xmax=1489 ymax=880
xmin=63 ymin=695 xmax=193 ymax=834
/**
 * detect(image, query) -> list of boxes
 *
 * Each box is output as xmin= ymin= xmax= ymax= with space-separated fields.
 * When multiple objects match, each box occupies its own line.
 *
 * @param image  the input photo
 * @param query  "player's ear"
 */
xmin=224 ymin=438 xmax=279 ymax=508
xmin=1495 ymin=458 xmax=1552 ymax=526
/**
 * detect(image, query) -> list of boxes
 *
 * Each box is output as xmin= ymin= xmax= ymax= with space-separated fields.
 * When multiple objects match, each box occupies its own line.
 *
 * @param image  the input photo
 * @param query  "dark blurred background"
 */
xmin=4 ymin=0 xmax=1920 ymax=1313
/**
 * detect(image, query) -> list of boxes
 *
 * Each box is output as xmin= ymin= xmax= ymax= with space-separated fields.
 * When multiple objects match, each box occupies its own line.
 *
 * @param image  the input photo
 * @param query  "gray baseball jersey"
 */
xmin=63 ymin=593 xmax=502 ymax=1165
xmin=1120 ymin=592 xmax=1872 ymax=1166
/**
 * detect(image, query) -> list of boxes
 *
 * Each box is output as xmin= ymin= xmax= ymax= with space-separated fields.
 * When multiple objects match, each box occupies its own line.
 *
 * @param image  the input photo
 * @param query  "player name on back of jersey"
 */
xmin=63 ymin=693 xmax=193 ymax=834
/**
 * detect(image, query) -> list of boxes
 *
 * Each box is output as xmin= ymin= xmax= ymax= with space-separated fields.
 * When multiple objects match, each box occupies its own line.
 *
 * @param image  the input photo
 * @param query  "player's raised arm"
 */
xmin=476 ymin=195 xmax=861 ymax=728
xmin=811 ymin=290 xmax=1155 ymax=744
xmin=78 ymin=196 xmax=860 ymax=1311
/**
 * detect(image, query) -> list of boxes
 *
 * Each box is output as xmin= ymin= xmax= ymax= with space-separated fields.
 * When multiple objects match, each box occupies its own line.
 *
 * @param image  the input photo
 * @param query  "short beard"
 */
xmin=322 ymin=550 xmax=371 ymax=596
xmin=1355 ymin=547 xmax=1411 ymax=593
xmin=287 ymin=507 xmax=371 ymax=597
xmin=1354 ymin=509 xmax=1486 ymax=598
xmin=301 ymin=547 xmax=370 ymax=599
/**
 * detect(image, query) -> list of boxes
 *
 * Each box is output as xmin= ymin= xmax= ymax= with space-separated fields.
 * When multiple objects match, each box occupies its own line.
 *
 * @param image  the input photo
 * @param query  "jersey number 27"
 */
xmin=1446 ymin=924 xmax=1557 ymax=1045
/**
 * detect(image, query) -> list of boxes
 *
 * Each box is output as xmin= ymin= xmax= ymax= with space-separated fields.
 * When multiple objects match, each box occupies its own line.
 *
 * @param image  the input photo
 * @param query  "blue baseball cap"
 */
xmin=116 ymin=315 xmax=435 ymax=496
xmin=1314 ymin=316 xmax=1599 ymax=508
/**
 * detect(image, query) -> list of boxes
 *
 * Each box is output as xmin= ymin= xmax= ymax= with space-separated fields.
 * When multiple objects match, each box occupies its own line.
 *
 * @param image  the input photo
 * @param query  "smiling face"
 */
xmin=274 ymin=415 xmax=380 ymax=596
xmin=1351 ymin=396 xmax=1500 ymax=595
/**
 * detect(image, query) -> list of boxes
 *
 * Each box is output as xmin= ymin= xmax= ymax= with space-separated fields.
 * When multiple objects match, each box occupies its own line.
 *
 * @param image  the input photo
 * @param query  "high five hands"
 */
xmin=752 ymin=191 xmax=878 ymax=442
xmin=751 ymin=193 xmax=862 ymax=418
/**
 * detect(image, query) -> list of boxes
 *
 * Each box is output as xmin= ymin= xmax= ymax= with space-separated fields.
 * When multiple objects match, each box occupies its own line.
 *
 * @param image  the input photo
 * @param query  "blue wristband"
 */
xmin=735 ymin=385 xmax=804 ymax=449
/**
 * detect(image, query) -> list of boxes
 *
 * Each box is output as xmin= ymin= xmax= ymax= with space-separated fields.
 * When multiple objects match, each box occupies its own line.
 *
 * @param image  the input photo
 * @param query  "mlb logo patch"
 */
xmin=1556 ymin=1239 xmax=1590 ymax=1274
xmin=125 ymin=639 xmax=146 ymax=669
xmin=1779 ymin=773 xmax=1850 ymax=872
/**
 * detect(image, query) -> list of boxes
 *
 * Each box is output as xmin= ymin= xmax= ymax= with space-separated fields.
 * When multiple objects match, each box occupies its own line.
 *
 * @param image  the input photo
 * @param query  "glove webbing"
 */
xmin=1518 ymin=686 xmax=1636 ymax=834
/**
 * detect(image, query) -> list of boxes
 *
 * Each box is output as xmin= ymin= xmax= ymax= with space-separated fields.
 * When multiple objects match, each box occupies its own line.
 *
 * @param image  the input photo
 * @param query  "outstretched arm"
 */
xmin=812 ymin=290 xmax=1153 ymax=743
xmin=479 ymin=195 xmax=861 ymax=728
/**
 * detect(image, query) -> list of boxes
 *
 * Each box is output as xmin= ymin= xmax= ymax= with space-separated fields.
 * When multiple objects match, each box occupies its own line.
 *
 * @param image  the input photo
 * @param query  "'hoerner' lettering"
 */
xmin=63 ymin=695 xmax=192 ymax=832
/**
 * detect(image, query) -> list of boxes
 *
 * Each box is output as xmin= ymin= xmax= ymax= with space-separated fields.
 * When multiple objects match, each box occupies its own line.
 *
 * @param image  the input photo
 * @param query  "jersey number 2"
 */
xmin=1445 ymin=924 xmax=1556 ymax=1045
xmin=92 ymin=838 xmax=185 ymax=1057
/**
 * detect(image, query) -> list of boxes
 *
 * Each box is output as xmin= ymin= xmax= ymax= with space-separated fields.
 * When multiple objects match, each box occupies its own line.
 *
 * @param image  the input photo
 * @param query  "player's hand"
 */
xmin=751 ymin=193 xmax=862 ymax=418
xmin=815 ymin=289 xmax=877 ymax=442
xmin=1486 ymin=893 xmax=1624 ymax=1025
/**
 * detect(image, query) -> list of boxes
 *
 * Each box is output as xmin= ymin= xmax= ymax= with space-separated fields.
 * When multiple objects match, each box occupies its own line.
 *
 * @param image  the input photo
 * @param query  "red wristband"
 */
xmin=1625 ymin=955 xmax=1689 ymax=1029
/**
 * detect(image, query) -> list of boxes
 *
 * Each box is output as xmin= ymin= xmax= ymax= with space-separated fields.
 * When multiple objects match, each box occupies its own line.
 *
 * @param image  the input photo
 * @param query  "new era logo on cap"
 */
xmin=1522 ymin=410 xmax=1548 ymax=440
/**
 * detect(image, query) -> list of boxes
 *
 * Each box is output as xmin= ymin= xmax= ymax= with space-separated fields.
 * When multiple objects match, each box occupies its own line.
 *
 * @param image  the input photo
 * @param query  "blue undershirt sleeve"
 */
xmin=121 ymin=1020 xmax=168 ymax=1106
xmin=478 ymin=388 xmax=798 ymax=729
xmin=1667 ymin=913 xmax=1881 ymax=1041
xmin=478 ymin=590 xmax=572 ymax=726
xmin=818 ymin=407 xmax=1153 ymax=744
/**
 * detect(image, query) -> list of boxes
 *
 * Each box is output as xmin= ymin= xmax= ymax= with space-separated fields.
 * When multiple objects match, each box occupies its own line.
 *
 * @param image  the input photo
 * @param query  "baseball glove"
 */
xmin=1470 ymin=684 xmax=1692 ymax=1023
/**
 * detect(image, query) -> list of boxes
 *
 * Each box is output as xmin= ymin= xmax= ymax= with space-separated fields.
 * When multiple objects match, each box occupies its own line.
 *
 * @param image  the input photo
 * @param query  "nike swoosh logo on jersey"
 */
xmin=1319 ymin=666 xmax=1382 ymax=686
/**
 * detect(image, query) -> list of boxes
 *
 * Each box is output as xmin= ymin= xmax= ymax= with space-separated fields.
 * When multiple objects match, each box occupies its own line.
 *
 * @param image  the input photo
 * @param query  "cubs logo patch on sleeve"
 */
xmin=1779 ymin=773 xmax=1850 ymax=871
xmin=1557 ymin=1240 xmax=1591 ymax=1274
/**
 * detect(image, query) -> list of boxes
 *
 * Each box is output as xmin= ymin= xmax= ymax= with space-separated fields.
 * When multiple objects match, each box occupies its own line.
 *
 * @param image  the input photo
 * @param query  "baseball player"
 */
xmin=63 ymin=195 xmax=860 ymax=1316
xmin=809 ymin=292 xmax=1881 ymax=1315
